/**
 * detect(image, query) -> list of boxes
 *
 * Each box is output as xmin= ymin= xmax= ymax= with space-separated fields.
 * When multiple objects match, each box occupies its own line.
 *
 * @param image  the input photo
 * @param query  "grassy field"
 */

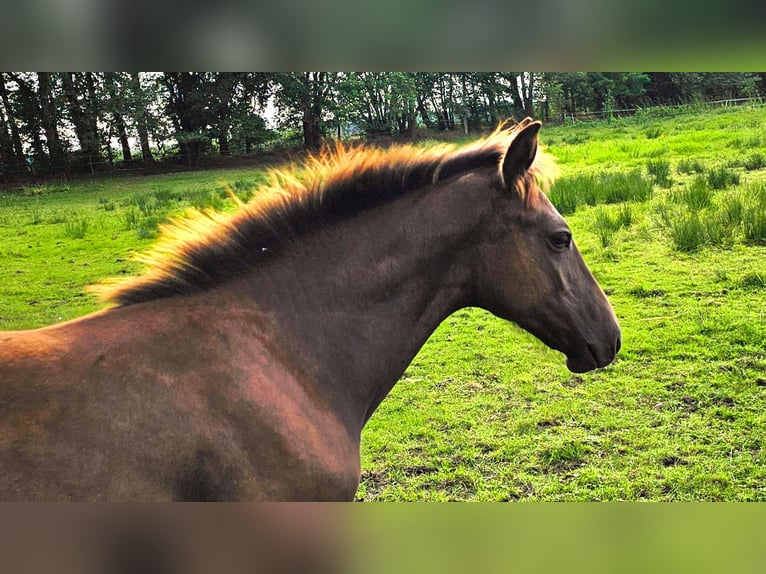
xmin=2 ymin=104 xmax=765 ymax=500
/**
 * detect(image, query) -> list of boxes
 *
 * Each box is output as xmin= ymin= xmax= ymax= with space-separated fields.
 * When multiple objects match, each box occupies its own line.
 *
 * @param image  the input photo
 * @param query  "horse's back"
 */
xmin=0 ymin=305 xmax=360 ymax=501
xmin=0 ymin=325 xmax=168 ymax=499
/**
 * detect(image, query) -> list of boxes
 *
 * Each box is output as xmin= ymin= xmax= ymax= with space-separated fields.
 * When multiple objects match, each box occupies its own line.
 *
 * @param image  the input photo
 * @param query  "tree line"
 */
xmin=1 ymin=72 xmax=764 ymax=181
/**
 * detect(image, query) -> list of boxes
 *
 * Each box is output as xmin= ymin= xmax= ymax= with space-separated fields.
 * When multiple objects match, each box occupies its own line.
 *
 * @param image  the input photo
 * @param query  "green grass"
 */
xmin=707 ymin=166 xmax=740 ymax=190
xmin=646 ymin=158 xmax=673 ymax=188
xmin=677 ymin=158 xmax=706 ymax=175
xmin=3 ymin=104 xmax=766 ymax=500
xmin=549 ymin=171 xmax=652 ymax=214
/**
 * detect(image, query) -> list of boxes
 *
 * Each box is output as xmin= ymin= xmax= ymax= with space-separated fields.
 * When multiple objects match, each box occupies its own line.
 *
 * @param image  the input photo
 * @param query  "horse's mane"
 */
xmin=94 ymin=120 xmax=557 ymax=306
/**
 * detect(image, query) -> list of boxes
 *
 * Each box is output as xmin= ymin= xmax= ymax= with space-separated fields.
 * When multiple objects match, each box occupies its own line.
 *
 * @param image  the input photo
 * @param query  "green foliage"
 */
xmin=121 ymin=206 xmax=141 ymax=230
xmin=740 ymin=272 xmax=765 ymax=289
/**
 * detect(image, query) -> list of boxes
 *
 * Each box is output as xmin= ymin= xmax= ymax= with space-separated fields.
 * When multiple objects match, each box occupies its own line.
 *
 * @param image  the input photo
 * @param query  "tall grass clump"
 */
xmin=668 ymin=213 xmax=713 ymax=252
xmin=660 ymin=181 xmax=766 ymax=251
xmin=63 ymin=215 xmax=89 ymax=239
xmin=591 ymin=204 xmax=636 ymax=248
xmin=676 ymin=176 xmax=713 ymax=210
xmin=549 ymin=174 xmax=595 ymax=214
xmin=122 ymin=206 xmax=141 ymax=230
xmin=98 ymin=196 xmax=116 ymax=211
xmin=743 ymin=153 xmax=766 ymax=171
xmin=646 ymin=158 xmax=672 ymax=188
xmin=677 ymin=158 xmax=706 ymax=175
xmin=644 ymin=127 xmax=662 ymax=139
xmin=152 ymin=188 xmax=183 ymax=208
xmin=601 ymin=171 xmax=653 ymax=204
xmin=136 ymin=215 xmax=161 ymax=239
xmin=28 ymin=205 xmax=44 ymax=225
xmin=615 ymin=203 xmax=635 ymax=228
xmin=188 ymin=190 xmax=226 ymax=211
xmin=715 ymin=190 xmax=745 ymax=231
xmin=592 ymin=208 xmax=618 ymax=248
xmin=742 ymin=181 xmax=766 ymax=245
xmin=549 ymin=171 xmax=652 ymax=215
xmin=706 ymin=166 xmax=740 ymax=190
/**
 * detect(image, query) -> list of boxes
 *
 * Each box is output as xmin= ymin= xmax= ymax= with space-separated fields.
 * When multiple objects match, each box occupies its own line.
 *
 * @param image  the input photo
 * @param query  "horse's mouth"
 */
xmin=566 ymin=351 xmax=598 ymax=373
xmin=566 ymin=340 xmax=617 ymax=373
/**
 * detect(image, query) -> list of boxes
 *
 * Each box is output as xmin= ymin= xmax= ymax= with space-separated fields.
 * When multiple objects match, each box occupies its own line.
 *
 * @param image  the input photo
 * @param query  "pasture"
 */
xmin=2 ymin=104 xmax=765 ymax=500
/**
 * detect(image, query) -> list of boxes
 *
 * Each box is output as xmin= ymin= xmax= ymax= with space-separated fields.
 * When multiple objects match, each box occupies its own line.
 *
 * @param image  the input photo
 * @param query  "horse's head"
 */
xmin=473 ymin=120 xmax=621 ymax=373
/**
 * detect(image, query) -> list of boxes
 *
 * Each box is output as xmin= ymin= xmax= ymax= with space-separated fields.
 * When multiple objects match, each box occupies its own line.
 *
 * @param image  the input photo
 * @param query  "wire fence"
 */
xmin=558 ymin=96 xmax=765 ymax=124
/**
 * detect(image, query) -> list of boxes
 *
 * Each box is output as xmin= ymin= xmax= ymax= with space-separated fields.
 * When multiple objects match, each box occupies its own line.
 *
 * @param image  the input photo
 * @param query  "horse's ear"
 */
xmin=502 ymin=119 xmax=541 ymax=188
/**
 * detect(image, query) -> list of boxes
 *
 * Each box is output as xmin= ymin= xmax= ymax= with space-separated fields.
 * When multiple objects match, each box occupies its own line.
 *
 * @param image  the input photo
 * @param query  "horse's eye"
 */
xmin=549 ymin=231 xmax=572 ymax=250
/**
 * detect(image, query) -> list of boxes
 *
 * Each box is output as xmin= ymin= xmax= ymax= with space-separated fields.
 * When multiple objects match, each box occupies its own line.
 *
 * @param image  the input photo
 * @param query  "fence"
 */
xmin=559 ymin=96 xmax=765 ymax=124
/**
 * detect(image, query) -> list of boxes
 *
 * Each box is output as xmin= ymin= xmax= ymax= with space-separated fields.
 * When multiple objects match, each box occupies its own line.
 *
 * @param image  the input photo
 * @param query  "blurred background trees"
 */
xmin=0 ymin=72 xmax=762 ymax=181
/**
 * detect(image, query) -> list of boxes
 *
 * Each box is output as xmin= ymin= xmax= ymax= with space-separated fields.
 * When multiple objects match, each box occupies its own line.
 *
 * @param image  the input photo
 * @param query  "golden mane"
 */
xmin=93 ymin=121 xmax=557 ymax=306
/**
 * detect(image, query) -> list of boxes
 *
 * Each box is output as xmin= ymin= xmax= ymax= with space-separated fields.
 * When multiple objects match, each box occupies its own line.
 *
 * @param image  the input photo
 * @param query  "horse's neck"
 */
xmin=228 ymin=171 xmax=495 ymax=433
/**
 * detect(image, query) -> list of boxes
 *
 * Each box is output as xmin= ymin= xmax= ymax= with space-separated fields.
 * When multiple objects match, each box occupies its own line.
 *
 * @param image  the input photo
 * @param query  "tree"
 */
xmin=103 ymin=73 xmax=132 ymax=162
xmin=0 ymin=74 xmax=27 ymax=178
xmin=273 ymin=73 xmax=337 ymax=151
xmin=162 ymin=72 xmax=211 ymax=167
xmin=128 ymin=73 xmax=155 ymax=163
xmin=61 ymin=72 xmax=103 ymax=170
xmin=37 ymin=73 xmax=66 ymax=170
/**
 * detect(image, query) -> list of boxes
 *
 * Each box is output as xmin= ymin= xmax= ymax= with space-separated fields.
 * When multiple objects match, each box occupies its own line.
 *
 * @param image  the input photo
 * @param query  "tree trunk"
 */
xmin=0 ymin=112 xmax=14 ymax=178
xmin=115 ymin=114 xmax=131 ymax=162
xmin=524 ymin=73 xmax=535 ymax=118
xmin=104 ymin=73 xmax=132 ymax=162
xmin=61 ymin=72 xmax=101 ymax=167
xmin=302 ymin=72 xmax=324 ymax=151
xmin=416 ymin=94 xmax=436 ymax=129
xmin=0 ymin=76 xmax=27 ymax=177
xmin=37 ymin=73 xmax=65 ymax=171
xmin=130 ymin=73 xmax=154 ymax=163
xmin=0 ymin=83 xmax=25 ymax=164
xmin=218 ymin=129 xmax=230 ymax=156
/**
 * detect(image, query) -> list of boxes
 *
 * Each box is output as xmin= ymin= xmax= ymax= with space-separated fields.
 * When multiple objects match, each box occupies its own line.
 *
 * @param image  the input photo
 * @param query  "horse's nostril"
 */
xmin=614 ymin=334 xmax=622 ymax=355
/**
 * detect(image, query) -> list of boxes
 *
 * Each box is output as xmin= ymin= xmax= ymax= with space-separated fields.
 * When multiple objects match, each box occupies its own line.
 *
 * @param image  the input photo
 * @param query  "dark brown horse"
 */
xmin=0 ymin=119 xmax=620 ymax=501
